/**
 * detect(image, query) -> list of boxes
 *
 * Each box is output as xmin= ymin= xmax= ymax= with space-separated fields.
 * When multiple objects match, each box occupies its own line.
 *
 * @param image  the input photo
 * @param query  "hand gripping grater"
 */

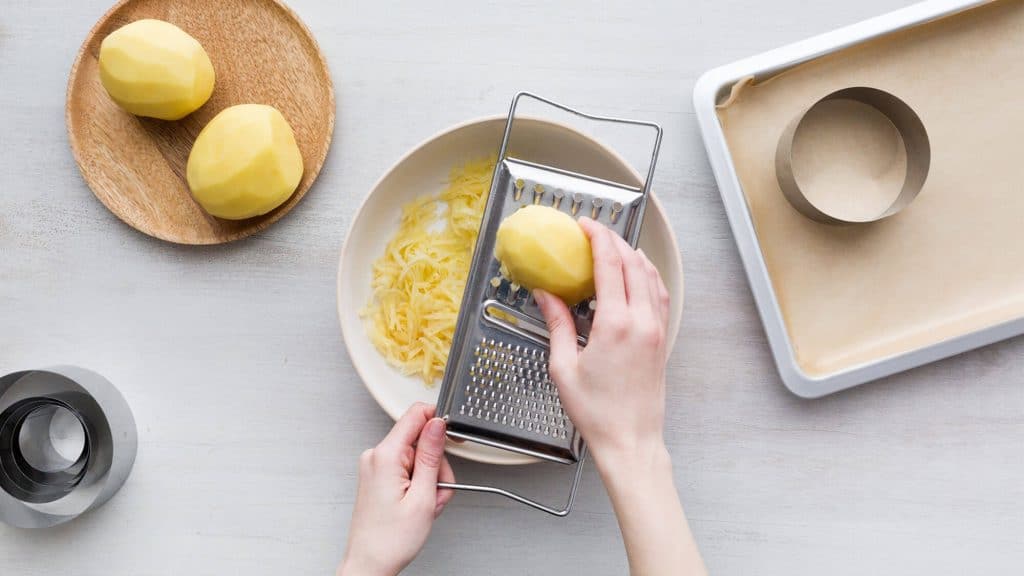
xmin=436 ymin=92 xmax=662 ymax=516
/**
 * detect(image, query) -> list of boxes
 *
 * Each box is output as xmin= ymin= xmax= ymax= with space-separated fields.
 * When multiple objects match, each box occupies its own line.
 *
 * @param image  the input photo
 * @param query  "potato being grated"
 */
xmin=361 ymin=157 xmax=495 ymax=385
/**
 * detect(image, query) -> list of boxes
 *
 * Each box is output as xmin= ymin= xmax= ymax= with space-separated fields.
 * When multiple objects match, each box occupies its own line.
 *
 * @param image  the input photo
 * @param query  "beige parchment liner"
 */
xmin=716 ymin=0 xmax=1024 ymax=377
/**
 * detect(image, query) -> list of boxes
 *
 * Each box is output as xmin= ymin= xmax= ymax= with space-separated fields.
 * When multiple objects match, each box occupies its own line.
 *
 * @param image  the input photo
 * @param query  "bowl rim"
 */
xmin=336 ymin=114 xmax=684 ymax=464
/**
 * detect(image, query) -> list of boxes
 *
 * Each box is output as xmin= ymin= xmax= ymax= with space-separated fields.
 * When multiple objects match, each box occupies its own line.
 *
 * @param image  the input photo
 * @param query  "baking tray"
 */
xmin=693 ymin=0 xmax=1023 ymax=398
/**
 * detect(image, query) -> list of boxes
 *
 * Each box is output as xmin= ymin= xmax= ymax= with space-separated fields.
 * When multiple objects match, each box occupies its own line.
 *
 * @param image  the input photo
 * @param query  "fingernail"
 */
xmin=533 ymin=289 xmax=547 ymax=305
xmin=425 ymin=418 xmax=445 ymax=442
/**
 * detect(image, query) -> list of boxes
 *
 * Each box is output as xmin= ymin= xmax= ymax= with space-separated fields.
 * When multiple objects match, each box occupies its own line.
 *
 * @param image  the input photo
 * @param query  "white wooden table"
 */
xmin=3 ymin=1 xmax=1022 ymax=574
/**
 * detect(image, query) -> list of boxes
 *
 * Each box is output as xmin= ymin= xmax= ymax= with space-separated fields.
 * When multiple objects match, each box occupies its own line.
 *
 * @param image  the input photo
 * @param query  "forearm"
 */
xmin=595 ymin=445 xmax=707 ymax=576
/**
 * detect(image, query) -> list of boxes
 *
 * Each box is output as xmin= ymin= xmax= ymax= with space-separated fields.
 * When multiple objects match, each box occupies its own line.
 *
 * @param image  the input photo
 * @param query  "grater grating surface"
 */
xmin=438 ymin=157 xmax=648 ymax=463
xmin=435 ymin=92 xmax=662 ymax=516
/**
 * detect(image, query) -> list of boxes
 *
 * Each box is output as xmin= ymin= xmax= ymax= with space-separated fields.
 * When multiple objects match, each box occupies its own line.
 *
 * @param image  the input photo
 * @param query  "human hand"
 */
xmin=534 ymin=217 xmax=671 ymax=471
xmin=338 ymin=403 xmax=455 ymax=576
xmin=537 ymin=233 xmax=705 ymax=576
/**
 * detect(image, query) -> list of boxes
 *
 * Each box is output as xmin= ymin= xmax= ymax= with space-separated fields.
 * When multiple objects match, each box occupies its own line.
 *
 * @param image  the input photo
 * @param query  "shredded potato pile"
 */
xmin=362 ymin=157 xmax=495 ymax=385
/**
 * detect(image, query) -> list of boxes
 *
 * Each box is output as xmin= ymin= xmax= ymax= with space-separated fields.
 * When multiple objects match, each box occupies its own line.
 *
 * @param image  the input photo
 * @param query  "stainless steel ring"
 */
xmin=0 ymin=366 xmax=137 ymax=528
xmin=775 ymin=86 xmax=931 ymax=225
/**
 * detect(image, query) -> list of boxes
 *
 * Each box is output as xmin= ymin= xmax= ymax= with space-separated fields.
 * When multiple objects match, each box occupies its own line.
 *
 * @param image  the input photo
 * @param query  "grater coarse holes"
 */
xmin=436 ymin=92 xmax=662 ymax=516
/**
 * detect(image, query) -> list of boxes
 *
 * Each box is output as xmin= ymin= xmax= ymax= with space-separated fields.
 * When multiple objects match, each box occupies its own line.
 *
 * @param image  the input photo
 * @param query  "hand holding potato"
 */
xmin=535 ymin=218 xmax=706 ymax=576
xmin=534 ymin=217 xmax=670 ymax=465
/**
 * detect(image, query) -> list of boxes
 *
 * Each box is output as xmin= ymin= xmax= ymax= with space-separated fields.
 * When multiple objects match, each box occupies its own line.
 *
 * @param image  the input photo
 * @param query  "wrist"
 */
xmin=338 ymin=553 xmax=396 ymax=576
xmin=591 ymin=438 xmax=672 ymax=489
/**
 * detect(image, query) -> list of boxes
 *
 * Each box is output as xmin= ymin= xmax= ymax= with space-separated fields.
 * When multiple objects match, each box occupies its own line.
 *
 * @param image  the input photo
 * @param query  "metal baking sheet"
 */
xmin=693 ymin=0 xmax=1018 ymax=397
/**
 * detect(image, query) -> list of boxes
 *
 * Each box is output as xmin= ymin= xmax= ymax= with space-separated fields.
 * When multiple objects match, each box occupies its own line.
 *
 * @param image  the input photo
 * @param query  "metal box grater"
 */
xmin=436 ymin=93 xmax=662 ymax=516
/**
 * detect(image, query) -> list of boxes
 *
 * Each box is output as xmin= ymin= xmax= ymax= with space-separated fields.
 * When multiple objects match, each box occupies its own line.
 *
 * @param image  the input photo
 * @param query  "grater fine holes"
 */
xmin=458 ymin=340 xmax=573 ymax=438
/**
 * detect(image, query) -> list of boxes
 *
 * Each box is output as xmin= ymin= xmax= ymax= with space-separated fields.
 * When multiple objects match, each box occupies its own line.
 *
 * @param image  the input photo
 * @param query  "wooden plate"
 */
xmin=66 ymin=0 xmax=335 ymax=244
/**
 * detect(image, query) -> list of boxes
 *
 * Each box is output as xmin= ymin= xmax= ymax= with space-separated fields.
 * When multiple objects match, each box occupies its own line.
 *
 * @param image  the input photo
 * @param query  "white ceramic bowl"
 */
xmin=338 ymin=117 xmax=684 ymax=465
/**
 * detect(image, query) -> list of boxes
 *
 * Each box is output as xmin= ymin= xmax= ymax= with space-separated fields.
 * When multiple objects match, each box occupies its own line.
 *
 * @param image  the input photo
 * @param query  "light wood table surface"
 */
xmin=2 ymin=1 xmax=1021 ymax=574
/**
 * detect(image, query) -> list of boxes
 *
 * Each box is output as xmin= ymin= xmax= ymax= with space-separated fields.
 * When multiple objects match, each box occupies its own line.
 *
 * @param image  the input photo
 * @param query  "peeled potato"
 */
xmin=98 ymin=19 xmax=215 ymax=120
xmin=186 ymin=104 xmax=304 ymax=220
xmin=494 ymin=205 xmax=595 ymax=305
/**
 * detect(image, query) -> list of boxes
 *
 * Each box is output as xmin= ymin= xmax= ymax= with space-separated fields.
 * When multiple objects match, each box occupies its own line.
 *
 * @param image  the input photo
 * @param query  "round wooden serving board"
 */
xmin=66 ymin=0 xmax=335 ymax=244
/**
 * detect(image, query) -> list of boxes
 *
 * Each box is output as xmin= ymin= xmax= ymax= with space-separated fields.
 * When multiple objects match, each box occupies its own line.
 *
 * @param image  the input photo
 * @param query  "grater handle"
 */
xmin=438 ymin=447 xmax=587 ymax=517
xmin=501 ymin=92 xmax=663 ymax=195
xmin=498 ymin=91 xmax=663 ymax=247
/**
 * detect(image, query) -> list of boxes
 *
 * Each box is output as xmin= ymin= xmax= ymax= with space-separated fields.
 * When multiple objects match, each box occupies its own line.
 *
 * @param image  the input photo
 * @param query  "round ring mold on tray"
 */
xmin=775 ymin=87 xmax=930 ymax=225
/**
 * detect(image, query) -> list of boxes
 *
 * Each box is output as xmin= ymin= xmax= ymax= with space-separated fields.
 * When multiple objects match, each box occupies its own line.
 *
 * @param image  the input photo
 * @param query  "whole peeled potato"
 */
xmin=98 ymin=19 xmax=215 ymax=120
xmin=186 ymin=104 xmax=304 ymax=220
xmin=494 ymin=205 xmax=595 ymax=305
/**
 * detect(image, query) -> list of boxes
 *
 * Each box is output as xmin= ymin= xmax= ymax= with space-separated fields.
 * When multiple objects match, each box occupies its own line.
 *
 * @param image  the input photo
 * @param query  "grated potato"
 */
xmin=361 ymin=157 xmax=495 ymax=385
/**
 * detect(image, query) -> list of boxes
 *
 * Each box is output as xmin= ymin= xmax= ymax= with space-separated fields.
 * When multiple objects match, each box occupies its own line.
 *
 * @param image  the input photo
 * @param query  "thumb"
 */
xmin=534 ymin=290 xmax=579 ymax=385
xmin=410 ymin=417 xmax=446 ymax=499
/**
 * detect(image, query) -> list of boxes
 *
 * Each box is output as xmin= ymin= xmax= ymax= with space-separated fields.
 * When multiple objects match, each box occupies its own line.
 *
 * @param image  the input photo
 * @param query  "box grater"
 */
xmin=436 ymin=92 xmax=662 ymax=516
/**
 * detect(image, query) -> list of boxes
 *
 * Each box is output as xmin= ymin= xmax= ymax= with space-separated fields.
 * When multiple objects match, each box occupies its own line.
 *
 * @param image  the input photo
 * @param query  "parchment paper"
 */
xmin=716 ymin=0 xmax=1024 ymax=376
